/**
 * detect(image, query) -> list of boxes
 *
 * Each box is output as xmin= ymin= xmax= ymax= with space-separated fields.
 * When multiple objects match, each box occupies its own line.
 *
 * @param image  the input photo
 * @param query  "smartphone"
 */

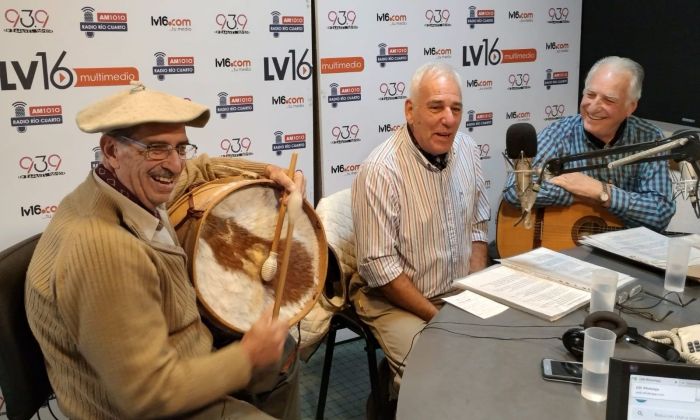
xmin=541 ymin=358 xmax=583 ymax=384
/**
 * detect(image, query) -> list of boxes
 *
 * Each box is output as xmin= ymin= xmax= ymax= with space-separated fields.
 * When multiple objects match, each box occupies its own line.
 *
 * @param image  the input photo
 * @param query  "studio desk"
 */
xmin=396 ymin=246 xmax=700 ymax=420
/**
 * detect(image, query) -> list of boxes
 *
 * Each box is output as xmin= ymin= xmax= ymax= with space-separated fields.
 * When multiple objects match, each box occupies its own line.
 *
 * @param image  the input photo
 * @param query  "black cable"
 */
xmin=47 ymin=396 xmax=59 ymax=420
xmin=387 ymin=321 xmax=573 ymax=397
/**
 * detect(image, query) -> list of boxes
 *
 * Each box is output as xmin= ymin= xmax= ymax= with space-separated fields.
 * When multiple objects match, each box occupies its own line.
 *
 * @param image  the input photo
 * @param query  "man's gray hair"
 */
xmin=408 ymin=62 xmax=462 ymax=101
xmin=584 ymin=56 xmax=644 ymax=102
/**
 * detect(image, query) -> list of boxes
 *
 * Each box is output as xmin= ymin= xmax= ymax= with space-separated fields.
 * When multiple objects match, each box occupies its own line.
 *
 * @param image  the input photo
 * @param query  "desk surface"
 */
xmin=396 ymin=247 xmax=700 ymax=420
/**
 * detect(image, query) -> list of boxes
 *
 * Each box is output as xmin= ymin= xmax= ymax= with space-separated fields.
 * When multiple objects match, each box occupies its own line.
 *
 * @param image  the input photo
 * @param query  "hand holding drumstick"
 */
xmin=261 ymin=153 xmax=300 ymax=282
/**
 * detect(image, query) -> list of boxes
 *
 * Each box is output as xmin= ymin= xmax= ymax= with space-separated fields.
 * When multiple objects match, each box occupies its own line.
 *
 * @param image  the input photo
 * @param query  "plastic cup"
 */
xmin=664 ymin=238 xmax=691 ymax=293
xmin=581 ymin=327 xmax=617 ymax=402
xmin=589 ymin=269 xmax=618 ymax=313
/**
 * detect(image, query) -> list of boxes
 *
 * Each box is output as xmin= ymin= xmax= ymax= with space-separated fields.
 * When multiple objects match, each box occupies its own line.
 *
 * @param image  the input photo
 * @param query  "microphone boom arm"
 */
xmin=535 ymin=129 xmax=700 ymax=217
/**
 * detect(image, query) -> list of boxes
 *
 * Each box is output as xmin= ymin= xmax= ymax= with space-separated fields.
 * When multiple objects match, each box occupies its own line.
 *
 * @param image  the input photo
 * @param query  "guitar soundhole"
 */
xmin=572 ymin=216 xmax=607 ymax=244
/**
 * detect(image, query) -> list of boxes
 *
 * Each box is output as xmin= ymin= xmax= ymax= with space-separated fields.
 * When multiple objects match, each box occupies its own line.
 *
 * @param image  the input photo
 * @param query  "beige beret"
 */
xmin=76 ymin=82 xmax=210 ymax=133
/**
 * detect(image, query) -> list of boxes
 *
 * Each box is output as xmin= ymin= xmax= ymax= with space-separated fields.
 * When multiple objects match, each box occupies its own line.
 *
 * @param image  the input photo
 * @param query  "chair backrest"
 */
xmin=0 ymin=233 xmax=52 ymax=420
xmin=315 ymin=188 xmax=355 ymax=306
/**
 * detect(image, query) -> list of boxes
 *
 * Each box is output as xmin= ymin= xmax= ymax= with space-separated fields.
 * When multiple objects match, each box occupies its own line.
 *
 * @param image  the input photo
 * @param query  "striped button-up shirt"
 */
xmin=352 ymin=124 xmax=490 ymax=298
xmin=503 ymin=115 xmax=675 ymax=231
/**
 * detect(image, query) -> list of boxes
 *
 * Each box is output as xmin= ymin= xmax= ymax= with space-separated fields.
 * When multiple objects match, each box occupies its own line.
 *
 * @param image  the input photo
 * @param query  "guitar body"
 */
xmin=496 ymin=200 xmax=624 ymax=258
xmin=496 ymin=200 xmax=536 ymax=258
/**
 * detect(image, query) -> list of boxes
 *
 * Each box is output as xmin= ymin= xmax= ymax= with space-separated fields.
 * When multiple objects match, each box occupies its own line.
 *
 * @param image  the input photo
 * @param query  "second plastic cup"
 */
xmin=589 ymin=269 xmax=619 ymax=313
xmin=664 ymin=237 xmax=691 ymax=293
xmin=581 ymin=327 xmax=617 ymax=402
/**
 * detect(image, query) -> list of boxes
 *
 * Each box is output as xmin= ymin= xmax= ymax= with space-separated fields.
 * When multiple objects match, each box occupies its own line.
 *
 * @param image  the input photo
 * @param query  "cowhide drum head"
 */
xmin=170 ymin=179 xmax=327 ymax=333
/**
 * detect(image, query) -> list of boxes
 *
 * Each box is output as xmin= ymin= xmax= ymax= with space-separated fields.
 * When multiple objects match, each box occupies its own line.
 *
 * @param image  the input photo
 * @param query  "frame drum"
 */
xmin=169 ymin=177 xmax=327 ymax=333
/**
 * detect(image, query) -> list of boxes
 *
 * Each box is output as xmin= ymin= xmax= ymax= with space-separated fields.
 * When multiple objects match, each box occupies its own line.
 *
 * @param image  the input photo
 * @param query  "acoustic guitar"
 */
xmin=496 ymin=200 xmax=624 ymax=258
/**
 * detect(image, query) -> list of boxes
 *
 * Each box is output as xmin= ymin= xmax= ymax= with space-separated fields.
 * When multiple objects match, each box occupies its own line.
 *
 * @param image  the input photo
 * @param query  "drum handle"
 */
xmin=169 ymin=178 xmax=248 ymax=230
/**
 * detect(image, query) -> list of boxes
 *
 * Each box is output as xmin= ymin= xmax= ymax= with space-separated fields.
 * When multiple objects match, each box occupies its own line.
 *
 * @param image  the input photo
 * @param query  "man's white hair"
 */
xmin=584 ymin=56 xmax=644 ymax=102
xmin=408 ymin=62 xmax=462 ymax=101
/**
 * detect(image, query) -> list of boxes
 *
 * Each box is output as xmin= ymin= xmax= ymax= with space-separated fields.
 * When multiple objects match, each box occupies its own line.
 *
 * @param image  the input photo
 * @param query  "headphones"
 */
xmin=562 ymin=311 xmax=681 ymax=362
xmin=563 ymin=311 xmax=628 ymax=359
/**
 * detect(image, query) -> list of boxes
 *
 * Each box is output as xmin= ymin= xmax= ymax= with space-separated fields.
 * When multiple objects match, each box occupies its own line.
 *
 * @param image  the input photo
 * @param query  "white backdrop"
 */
xmin=0 ymin=0 xmax=314 ymax=249
xmin=315 ymin=0 xmax=583 ymax=239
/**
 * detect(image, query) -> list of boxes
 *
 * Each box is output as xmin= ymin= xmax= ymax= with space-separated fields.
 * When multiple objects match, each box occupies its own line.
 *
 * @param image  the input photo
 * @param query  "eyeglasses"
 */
xmin=642 ymin=290 xmax=697 ymax=308
xmin=616 ymin=305 xmax=673 ymax=323
xmin=116 ymin=135 xmax=198 ymax=160
xmin=615 ymin=285 xmax=675 ymax=322
xmin=617 ymin=284 xmax=643 ymax=305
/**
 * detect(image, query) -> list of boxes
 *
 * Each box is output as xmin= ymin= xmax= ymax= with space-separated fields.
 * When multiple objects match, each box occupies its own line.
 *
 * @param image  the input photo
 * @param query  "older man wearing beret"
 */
xmin=25 ymin=83 xmax=303 ymax=419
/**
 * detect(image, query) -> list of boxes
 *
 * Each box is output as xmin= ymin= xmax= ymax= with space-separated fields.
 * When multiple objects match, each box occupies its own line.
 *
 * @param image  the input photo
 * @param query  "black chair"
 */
xmin=314 ymin=261 xmax=388 ymax=420
xmin=0 ymin=234 xmax=53 ymax=420
xmin=314 ymin=189 xmax=392 ymax=420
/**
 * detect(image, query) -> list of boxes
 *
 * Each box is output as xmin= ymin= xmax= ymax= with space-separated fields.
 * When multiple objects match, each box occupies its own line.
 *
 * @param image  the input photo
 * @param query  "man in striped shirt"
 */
xmin=351 ymin=62 xmax=490 ymax=395
xmin=503 ymin=56 xmax=675 ymax=231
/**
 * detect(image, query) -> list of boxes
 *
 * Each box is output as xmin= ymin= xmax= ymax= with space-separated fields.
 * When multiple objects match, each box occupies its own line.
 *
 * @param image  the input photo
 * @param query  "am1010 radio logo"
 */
xmin=10 ymin=103 xmax=62 ymax=133
xmin=18 ymin=154 xmax=65 ymax=179
xmin=327 ymin=83 xmax=361 ymax=108
xmin=464 ymin=110 xmax=493 ymax=131
xmin=79 ymin=7 xmax=127 ymax=38
xmin=216 ymin=93 xmax=254 ymax=118
xmin=152 ymin=52 xmax=195 ymax=81
xmin=269 ymin=11 xmax=304 ymax=37
xmin=272 ymin=131 xmax=306 ymax=155
xmin=377 ymin=44 xmax=408 ymax=67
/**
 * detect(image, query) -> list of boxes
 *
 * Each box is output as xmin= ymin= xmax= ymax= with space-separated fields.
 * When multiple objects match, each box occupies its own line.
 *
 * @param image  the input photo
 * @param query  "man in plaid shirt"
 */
xmin=503 ymin=56 xmax=675 ymax=231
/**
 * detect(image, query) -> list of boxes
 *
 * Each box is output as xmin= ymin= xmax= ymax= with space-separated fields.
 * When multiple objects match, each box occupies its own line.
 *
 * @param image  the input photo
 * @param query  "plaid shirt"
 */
xmin=503 ymin=115 xmax=675 ymax=231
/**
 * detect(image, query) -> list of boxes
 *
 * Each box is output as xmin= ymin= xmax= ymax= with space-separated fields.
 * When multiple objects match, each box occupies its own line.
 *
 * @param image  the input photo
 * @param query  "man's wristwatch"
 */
xmin=599 ymin=181 xmax=610 ymax=206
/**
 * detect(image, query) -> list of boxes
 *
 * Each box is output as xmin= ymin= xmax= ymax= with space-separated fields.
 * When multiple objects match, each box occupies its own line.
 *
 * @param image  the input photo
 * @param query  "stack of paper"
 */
xmin=452 ymin=247 xmax=635 ymax=321
xmin=580 ymin=227 xmax=700 ymax=278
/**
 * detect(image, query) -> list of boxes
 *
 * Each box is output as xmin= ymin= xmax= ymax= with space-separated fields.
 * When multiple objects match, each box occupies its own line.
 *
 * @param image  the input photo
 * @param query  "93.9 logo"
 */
xmin=425 ymin=9 xmax=450 ymax=25
xmin=220 ymin=137 xmax=252 ymax=156
xmin=4 ymin=8 xmax=52 ymax=33
xmin=330 ymin=124 xmax=360 ymax=144
xmin=548 ymin=7 xmax=569 ymax=23
xmin=544 ymin=104 xmax=565 ymax=119
xmin=378 ymin=82 xmax=406 ymax=100
xmin=327 ymin=10 xmax=356 ymax=27
xmin=508 ymin=73 xmax=530 ymax=90
xmin=18 ymin=154 xmax=65 ymax=179
xmin=215 ymin=13 xmax=248 ymax=33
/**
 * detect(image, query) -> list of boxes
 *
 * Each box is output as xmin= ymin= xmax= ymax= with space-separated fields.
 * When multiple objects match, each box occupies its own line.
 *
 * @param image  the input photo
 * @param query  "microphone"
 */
xmin=505 ymin=123 xmax=538 ymax=228
xmin=677 ymin=160 xmax=698 ymax=205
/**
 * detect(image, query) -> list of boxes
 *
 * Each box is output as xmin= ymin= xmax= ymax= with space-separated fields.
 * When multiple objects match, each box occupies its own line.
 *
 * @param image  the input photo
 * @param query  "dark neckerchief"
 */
xmin=584 ymin=118 xmax=627 ymax=149
xmin=95 ymin=163 xmax=160 ymax=219
xmin=407 ymin=124 xmax=449 ymax=170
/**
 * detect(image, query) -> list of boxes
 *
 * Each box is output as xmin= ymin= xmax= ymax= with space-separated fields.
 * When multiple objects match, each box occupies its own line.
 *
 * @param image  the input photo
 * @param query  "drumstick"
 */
xmin=273 ymin=190 xmax=303 ymax=319
xmin=261 ymin=152 xmax=298 ymax=282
